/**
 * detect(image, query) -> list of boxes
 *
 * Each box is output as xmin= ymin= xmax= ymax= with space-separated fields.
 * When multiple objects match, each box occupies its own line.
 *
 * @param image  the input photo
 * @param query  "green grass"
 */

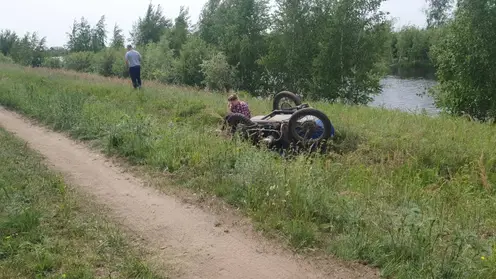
xmin=1 ymin=63 xmax=496 ymax=278
xmin=0 ymin=127 xmax=165 ymax=279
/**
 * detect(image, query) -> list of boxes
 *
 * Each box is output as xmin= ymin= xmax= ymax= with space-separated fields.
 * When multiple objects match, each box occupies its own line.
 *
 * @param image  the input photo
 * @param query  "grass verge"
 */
xmin=1 ymin=63 xmax=496 ymax=278
xmin=0 ymin=127 xmax=165 ymax=279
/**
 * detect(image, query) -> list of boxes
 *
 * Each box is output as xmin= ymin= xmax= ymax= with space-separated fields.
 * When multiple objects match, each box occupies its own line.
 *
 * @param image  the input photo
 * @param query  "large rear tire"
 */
xmin=226 ymin=113 xmax=254 ymax=126
xmin=225 ymin=113 xmax=255 ymax=138
xmin=288 ymin=108 xmax=333 ymax=146
xmin=273 ymin=91 xmax=302 ymax=111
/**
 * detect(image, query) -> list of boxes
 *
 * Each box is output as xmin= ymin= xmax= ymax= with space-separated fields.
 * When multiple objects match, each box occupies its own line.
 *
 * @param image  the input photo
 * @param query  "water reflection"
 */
xmin=371 ymin=76 xmax=439 ymax=115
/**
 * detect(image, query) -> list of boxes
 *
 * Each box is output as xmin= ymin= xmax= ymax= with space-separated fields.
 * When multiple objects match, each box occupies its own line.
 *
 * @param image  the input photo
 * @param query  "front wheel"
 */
xmin=288 ymin=108 xmax=334 ymax=146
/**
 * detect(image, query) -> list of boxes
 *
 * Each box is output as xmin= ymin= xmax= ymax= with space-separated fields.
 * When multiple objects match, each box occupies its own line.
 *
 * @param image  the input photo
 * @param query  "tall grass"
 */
xmin=0 ymin=127 xmax=165 ymax=279
xmin=1 ymin=63 xmax=495 ymax=278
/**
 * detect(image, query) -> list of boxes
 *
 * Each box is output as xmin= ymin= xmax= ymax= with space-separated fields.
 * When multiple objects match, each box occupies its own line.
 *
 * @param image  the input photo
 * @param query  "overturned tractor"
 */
xmin=224 ymin=91 xmax=335 ymax=152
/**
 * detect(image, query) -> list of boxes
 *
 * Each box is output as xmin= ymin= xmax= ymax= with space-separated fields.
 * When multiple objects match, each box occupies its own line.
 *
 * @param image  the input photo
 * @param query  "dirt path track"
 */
xmin=0 ymin=107 xmax=378 ymax=279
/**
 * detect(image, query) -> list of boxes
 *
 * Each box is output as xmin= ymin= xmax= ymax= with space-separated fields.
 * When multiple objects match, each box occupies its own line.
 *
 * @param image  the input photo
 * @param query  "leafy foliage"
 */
xmin=110 ymin=24 xmax=125 ymax=49
xmin=130 ymin=3 xmax=172 ymax=46
xmin=310 ymin=0 xmax=390 ymax=104
xmin=169 ymin=6 xmax=190 ymax=57
xmin=388 ymin=26 xmax=438 ymax=79
xmin=430 ymin=0 xmax=496 ymax=121
xmin=63 ymin=51 xmax=94 ymax=72
xmin=199 ymin=0 xmax=270 ymax=93
xmin=175 ymin=35 xmax=213 ymax=86
xmin=0 ymin=30 xmax=18 ymax=56
xmin=426 ymin=0 xmax=455 ymax=28
xmin=140 ymin=35 xmax=176 ymax=83
xmin=42 ymin=57 xmax=63 ymax=69
xmin=200 ymin=51 xmax=237 ymax=91
xmin=65 ymin=16 xmax=107 ymax=52
xmin=9 ymin=32 xmax=47 ymax=67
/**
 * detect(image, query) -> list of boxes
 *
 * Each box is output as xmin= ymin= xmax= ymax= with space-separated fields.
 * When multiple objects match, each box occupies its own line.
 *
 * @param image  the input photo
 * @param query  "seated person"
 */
xmin=222 ymin=94 xmax=252 ymax=134
xmin=227 ymin=94 xmax=251 ymax=119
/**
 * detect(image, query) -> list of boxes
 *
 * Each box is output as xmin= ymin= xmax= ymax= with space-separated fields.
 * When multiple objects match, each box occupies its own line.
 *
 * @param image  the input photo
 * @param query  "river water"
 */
xmin=371 ymin=76 xmax=439 ymax=115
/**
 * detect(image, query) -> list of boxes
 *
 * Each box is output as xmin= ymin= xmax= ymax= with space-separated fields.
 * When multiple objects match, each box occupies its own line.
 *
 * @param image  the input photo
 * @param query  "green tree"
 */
xmin=198 ymin=0 xmax=222 ymax=46
xmin=198 ymin=0 xmax=270 ymax=93
xmin=140 ymin=35 xmax=176 ymax=83
xmin=0 ymin=30 xmax=18 ymax=56
xmin=310 ymin=0 xmax=391 ymax=104
xmin=389 ymin=26 xmax=435 ymax=78
xmin=110 ymin=23 xmax=125 ymax=49
xmin=430 ymin=0 xmax=496 ymax=120
xmin=91 ymin=15 xmax=107 ymax=52
xmin=169 ymin=6 xmax=190 ymax=57
xmin=200 ymin=51 xmax=238 ymax=92
xmin=46 ymin=46 xmax=68 ymax=57
xmin=175 ymin=35 xmax=213 ymax=86
xmin=66 ymin=17 xmax=93 ymax=52
xmin=130 ymin=3 xmax=172 ymax=46
xmin=426 ymin=0 xmax=454 ymax=28
xmin=259 ymin=0 xmax=319 ymax=95
xmin=10 ymin=32 xmax=47 ymax=67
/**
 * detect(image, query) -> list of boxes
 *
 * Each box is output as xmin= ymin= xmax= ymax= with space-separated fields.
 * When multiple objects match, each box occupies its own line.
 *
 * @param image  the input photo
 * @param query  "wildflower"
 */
xmin=481 ymin=256 xmax=486 ymax=261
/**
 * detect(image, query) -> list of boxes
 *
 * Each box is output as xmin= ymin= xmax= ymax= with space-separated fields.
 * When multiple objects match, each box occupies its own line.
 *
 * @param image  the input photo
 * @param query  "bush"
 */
xmin=141 ymin=36 xmax=177 ymax=84
xmin=175 ymin=36 xmax=213 ymax=87
xmin=430 ymin=2 xmax=496 ymax=121
xmin=0 ymin=53 xmax=13 ymax=64
xmin=63 ymin=51 xmax=94 ymax=72
xmin=41 ymin=56 xmax=63 ymax=69
xmin=93 ymin=48 xmax=122 ymax=77
xmin=112 ymin=57 xmax=128 ymax=78
xmin=200 ymin=52 xmax=237 ymax=92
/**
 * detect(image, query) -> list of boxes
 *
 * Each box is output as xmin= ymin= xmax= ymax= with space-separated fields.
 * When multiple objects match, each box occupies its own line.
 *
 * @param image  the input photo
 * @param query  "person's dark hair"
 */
xmin=228 ymin=94 xmax=238 ymax=101
xmin=127 ymin=44 xmax=133 ymax=49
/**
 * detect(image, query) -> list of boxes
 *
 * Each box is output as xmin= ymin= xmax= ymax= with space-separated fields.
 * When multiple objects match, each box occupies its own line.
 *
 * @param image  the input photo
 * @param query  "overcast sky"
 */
xmin=0 ymin=0 xmax=429 ymax=47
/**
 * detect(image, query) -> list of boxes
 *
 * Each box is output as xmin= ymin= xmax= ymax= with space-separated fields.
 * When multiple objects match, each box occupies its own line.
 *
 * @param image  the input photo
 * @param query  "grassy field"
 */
xmin=0 ymin=127 xmax=164 ymax=278
xmin=0 ymin=63 xmax=495 ymax=278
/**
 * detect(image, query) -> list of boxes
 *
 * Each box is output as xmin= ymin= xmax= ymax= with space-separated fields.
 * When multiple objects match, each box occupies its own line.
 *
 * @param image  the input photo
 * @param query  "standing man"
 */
xmin=125 ymin=44 xmax=142 ymax=89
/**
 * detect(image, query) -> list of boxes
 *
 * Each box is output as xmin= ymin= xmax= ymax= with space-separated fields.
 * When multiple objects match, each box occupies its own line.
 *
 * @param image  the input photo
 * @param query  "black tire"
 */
xmin=288 ymin=108 xmax=333 ymax=145
xmin=273 ymin=91 xmax=302 ymax=111
xmin=226 ymin=113 xmax=255 ymax=127
xmin=225 ymin=113 xmax=255 ymax=137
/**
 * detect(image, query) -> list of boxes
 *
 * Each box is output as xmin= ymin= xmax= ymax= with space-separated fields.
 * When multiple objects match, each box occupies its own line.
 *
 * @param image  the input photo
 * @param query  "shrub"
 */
xmin=141 ymin=36 xmax=177 ymax=84
xmin=93 ymin=48 xmax=122 ymax=77
xmin=200 ymin=51 xmax=237 ymax=92
xmin=41 ymin=56 xmax=63 ymax=69
xmin=0 ymin=53 xmax=13 ymax=64
xmin=63 ymin=51 xmax=94 ymax=72
xmin=175 ymin=36 xmax=213 ymax=87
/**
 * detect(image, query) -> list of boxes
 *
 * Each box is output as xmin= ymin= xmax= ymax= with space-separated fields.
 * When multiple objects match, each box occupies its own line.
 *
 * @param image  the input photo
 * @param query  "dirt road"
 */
xmin=0 ymin=107 xmax=378 ymax=279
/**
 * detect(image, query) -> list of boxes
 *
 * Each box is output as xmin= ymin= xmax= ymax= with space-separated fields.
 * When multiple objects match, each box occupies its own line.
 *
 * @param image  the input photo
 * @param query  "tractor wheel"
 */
xmin=288 ymin=108 xmax=334 ymax=146
xmin=273 ymin=91 xmax=302 ymax=111
xmin=225 ymin=113 xmax=255 ymax=138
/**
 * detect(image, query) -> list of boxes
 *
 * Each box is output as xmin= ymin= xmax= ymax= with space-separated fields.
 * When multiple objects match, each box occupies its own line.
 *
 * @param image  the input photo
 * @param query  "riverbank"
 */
xmin=1 ymin=63 xmax=495 ymax=278
xmin=0 ymin=127 xmax=165 ymax=279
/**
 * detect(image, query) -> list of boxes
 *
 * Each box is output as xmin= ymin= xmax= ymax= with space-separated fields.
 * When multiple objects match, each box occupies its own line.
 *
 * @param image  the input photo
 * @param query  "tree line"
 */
xmin=1 ymin=0 xmax=496 ymax=121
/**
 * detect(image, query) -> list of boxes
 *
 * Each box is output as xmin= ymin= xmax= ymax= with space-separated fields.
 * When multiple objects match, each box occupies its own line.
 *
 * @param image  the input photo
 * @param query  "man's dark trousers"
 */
xmin=129 ymin=65 xmax=142 ymax=89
